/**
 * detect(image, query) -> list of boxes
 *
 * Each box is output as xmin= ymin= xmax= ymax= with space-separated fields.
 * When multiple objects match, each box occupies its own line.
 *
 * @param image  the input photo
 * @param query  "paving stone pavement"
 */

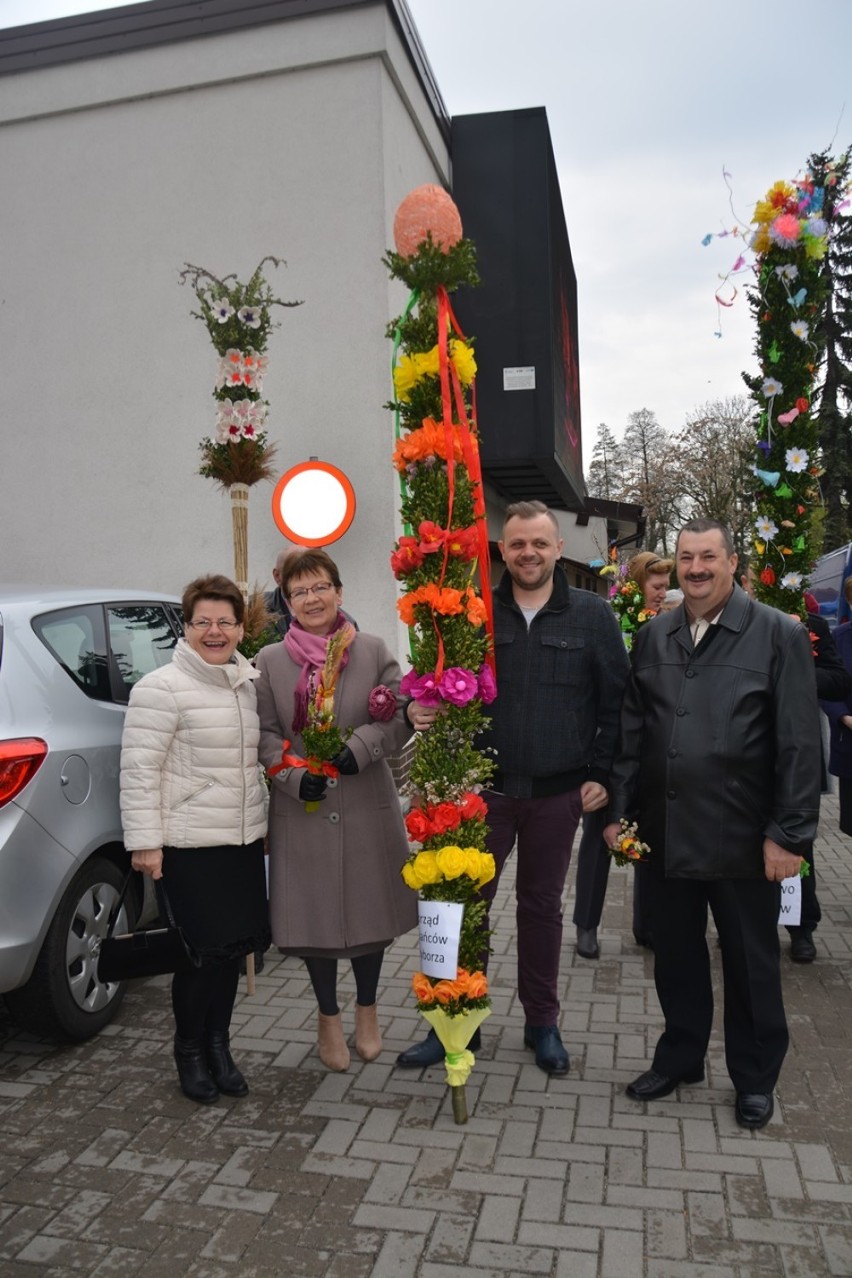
xmin=1 ymin=794 xmax=851 ymax=1278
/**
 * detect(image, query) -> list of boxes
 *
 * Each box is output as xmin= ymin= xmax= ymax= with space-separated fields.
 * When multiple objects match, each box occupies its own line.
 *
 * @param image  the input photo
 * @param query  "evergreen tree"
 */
xmin=585 ymin=422 xmax=624 ymax=499
xmin=809 ymin=149 xmax=852 ymax=550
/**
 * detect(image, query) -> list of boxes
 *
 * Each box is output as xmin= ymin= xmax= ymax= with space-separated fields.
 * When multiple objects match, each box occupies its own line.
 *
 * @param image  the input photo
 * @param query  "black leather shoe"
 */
xmin=174 ymin=1036 xmax=219 ymax=1104
xmin=626 ymin=1065 xmax=705 ymax=1101
xmin=735 ymin=1092 xmax=774 ymax=1129
xmin=205 ymin=1032 xmax=249 ymax=1097
xmin=633 ymin=931 xmax=654 ymax=950
xmin=576 ymin=927 xmax=600 ymax=960
xmin=523 ymin=1024 xmax=569 ymax=1076
xmin=396 ymin=1026 xmax=481 ymax=1068
xmin=789 ymin=929 xmax=817 ymax=963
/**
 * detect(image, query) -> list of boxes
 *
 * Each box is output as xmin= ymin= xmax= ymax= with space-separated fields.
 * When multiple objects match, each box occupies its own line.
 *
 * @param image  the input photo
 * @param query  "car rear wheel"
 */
xmin=5 ymin=856 xmax=134 ymax=1041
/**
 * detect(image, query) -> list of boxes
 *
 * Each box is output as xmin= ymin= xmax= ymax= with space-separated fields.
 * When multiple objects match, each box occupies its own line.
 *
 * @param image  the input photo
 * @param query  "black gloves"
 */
xmin=299 ymin=771 xmax=328 ymax=802
xmin=332 ymin=746 xmax=359 ymax=775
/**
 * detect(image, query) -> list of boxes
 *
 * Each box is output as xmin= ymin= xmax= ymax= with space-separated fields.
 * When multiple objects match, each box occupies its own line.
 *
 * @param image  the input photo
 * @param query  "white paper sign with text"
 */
xmin=777 ymin=875 xmax=801 ymax=927
xmin=418 ymin=901 xmax=463 ymax=979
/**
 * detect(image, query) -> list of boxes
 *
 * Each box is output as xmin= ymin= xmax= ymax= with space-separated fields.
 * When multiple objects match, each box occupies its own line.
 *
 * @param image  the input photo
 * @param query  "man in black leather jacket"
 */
xmin=605 ymin=518 xmax=821 ymax=1130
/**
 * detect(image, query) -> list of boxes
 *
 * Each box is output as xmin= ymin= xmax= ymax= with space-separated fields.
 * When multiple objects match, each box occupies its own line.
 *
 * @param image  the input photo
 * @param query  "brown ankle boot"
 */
xmin=354 ymin=1002 xmax=382 ymax=1061
xmin=317 ymin=1012 xmax=350 ymax=1071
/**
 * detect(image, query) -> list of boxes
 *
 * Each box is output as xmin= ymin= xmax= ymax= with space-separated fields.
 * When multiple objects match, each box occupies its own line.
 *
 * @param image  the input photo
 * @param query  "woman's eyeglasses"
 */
xmin=186 ymin=619 xmax=241 ymax=631
xmin=288 ymin=583 xmax=335 ymax=602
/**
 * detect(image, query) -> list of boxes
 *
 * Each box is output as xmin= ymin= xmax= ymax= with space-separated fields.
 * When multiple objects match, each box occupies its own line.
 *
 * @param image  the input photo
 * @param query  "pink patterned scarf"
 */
xmin=284 ymin=614 xmax=355 ymax=732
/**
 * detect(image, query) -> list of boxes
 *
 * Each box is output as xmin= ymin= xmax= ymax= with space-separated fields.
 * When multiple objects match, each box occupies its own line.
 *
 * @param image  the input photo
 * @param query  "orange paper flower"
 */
xmin=392 ymin=418 xmax=474 ymax=472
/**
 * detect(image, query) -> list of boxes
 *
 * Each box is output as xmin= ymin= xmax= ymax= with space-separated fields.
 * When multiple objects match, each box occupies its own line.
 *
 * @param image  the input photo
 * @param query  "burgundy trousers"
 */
xmin=480 ymin=789 xmax=583 ymax=1025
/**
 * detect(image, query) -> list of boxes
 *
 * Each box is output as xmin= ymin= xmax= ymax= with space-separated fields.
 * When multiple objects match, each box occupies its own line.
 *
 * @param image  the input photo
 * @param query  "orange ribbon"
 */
xmin=436 ymin=285 xmax=496 ymax=673
xmin=268 ymin=740 xmax=339 ymax=780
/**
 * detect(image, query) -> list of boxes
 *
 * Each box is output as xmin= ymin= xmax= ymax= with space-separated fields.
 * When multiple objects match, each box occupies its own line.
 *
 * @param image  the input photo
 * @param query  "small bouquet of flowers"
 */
xmin=601 ymin=566 xmax=656 ymax=649
xmin=607 ymin=818 xmax=651 ymax=867
xmin=270 ymin=626 xmax=356 ymax=811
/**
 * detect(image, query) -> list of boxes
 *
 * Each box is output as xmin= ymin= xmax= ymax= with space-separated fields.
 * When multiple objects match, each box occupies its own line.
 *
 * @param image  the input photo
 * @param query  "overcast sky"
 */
xmin=4 ymin=0 xmax=851 ymax=466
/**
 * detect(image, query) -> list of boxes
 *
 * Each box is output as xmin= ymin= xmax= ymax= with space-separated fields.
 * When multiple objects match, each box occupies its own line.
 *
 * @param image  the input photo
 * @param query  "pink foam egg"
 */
xmin=393 ymin=185 xmax=463 ymax=257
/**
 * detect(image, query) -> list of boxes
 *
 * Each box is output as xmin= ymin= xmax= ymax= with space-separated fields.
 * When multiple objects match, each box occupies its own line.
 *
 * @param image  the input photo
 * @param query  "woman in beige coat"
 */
xmin=255 ymin=549 xmax=417 ymax=1071
xmin=120 ymin=574 xmax=269 ymax=1104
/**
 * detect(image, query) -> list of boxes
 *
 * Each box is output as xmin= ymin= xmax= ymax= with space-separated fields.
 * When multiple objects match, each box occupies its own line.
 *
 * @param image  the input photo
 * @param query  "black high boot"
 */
xmin=205 ymin=1031 xmax=249 ymax=1097
xmin=173 ymin=1035 xmax=219 ymax=1104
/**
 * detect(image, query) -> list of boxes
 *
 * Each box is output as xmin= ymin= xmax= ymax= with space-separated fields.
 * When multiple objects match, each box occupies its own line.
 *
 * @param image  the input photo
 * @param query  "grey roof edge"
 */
xmin=0 ymin=0 xmax=450 ymax=138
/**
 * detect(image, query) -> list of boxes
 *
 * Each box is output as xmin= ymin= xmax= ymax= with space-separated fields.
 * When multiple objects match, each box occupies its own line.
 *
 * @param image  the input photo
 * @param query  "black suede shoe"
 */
xmin=523 ymin=1024 xmax=569 ymax=1076
xmin=396 ymin=1026 xmax=481 ymax=1068
xmin=174 ymin=1036 xmax=219 ymax=1104
xmin=626 ymin=1065 xmax=705 ymax=1100
xmin=735 ymin=1092 xmax=774 ymax=1129
xmin=789 ymin=929 xmax=817 ymax=963
xmin=576 ymin=927 xmax=600 ymax=960
xmin=205 ymin=1031 xmax=249 ymax=1097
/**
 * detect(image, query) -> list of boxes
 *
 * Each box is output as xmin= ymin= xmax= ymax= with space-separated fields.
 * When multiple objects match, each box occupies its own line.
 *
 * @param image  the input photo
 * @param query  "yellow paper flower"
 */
xmin=750 ymin=225 xmax=771 ymax=255
xmin=403 ymin=850 xmax=442 ymax=889
xmin=393 ymin=351 xmax=430 ymax=401
xmin=461 ymin=847 xmax=483 ymax=881
xmin=753 ymin=181 xmax=795 ymax=225
xmin=435 ymin=845 xmax=469 ymax=880
xmin=476 ymin=851 xmax=496 ymax=887
xmin=450 ymin=339 xmax=477 ymax=385
xmin=392 ymin=340 xmax=476 ymax=402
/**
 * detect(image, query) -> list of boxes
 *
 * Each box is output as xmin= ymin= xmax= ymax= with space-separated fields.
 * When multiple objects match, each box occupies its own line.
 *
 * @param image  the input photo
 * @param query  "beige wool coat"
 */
xmin=255 ymin=633 xmax=418 ymax=955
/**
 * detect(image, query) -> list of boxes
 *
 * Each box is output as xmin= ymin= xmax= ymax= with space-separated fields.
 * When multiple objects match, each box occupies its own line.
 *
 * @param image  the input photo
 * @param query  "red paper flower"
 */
xmin=418 ymin=520 xmax=446 ymax=555
xmin=458 ymin=791 xmax=488 ymax=822
xmin=446 ymin=525 xmax=479 ymax=560
xmin=390 ymin=536 xmax=425 ymax=577
xmin=430 ymin=802 xmax=463 ymax=834
xmin=405 ymin=808 xmax=432 ymax=842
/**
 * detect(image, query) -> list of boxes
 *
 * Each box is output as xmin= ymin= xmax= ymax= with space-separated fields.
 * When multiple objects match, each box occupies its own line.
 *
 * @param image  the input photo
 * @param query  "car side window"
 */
xmin=106 ymin=605 xmax=180 ymax=703
xmin=32 ymin=605 xmax=112 ymax=701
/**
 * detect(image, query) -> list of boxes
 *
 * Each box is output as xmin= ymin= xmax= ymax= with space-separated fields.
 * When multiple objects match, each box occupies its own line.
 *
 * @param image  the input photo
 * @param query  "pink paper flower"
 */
xmin=400 ymin=670 xmax=442 ymax=706
xmin=769 ymin=213 xmax=802 ymax=248
xmin=477 ymin=663 xmax=497 ymax=704
xmin=368 ymin=684 xmax=398 ymax=722
xmin=438 ymin=667 xmax=479 ymax=706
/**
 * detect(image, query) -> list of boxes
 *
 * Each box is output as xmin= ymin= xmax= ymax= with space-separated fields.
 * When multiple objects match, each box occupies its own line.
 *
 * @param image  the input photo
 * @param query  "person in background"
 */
xmin=573 ymin=550 xmax=673 ymax=959
xmin=120 ymin=575 xmax=270 ymax=1105
xmin=605 ymin=519 xmax=821 ymax=1130
xmin=398 ymin=501 xmax=630 ymax=1074
xmin=820 ymin=576 xmax=852 ymax=838
xmin=740 ymin=568 xmax=850 ymax=962
xmin=660 ymin=588 xmax=684 ymax=613
xmin=255 ymin=549 xmax=416 ymax=1072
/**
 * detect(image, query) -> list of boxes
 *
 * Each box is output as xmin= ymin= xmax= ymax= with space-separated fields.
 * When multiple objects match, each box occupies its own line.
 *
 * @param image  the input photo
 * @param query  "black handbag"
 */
xmin=97 ymin=870 xmax=200 ymax=983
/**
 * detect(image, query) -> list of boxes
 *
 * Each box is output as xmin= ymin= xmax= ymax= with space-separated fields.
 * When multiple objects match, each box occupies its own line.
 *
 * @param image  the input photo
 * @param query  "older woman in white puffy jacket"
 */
xmin=120 ymin=574 xmax=269 ymax=1104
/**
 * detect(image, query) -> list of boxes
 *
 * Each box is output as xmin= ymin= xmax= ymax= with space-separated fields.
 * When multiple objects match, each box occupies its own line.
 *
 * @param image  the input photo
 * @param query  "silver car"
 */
xmin=0 ymin=586 xmax=183 ymax=1040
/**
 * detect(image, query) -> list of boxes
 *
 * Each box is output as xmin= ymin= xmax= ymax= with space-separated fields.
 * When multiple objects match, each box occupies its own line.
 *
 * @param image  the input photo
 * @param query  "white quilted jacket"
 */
xmin=120 ymin=639 xmax=268 ymax=850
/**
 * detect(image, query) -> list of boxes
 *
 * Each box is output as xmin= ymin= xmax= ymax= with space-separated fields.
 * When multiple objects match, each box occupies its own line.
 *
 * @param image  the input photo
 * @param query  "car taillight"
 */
xmin=0 ymin=738 xmax=49 ymax=808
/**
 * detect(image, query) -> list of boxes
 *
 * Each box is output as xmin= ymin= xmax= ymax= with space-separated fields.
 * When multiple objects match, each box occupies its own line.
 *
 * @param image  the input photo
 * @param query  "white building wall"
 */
xmin=0 ymin=5 xmax=449 ymax=658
